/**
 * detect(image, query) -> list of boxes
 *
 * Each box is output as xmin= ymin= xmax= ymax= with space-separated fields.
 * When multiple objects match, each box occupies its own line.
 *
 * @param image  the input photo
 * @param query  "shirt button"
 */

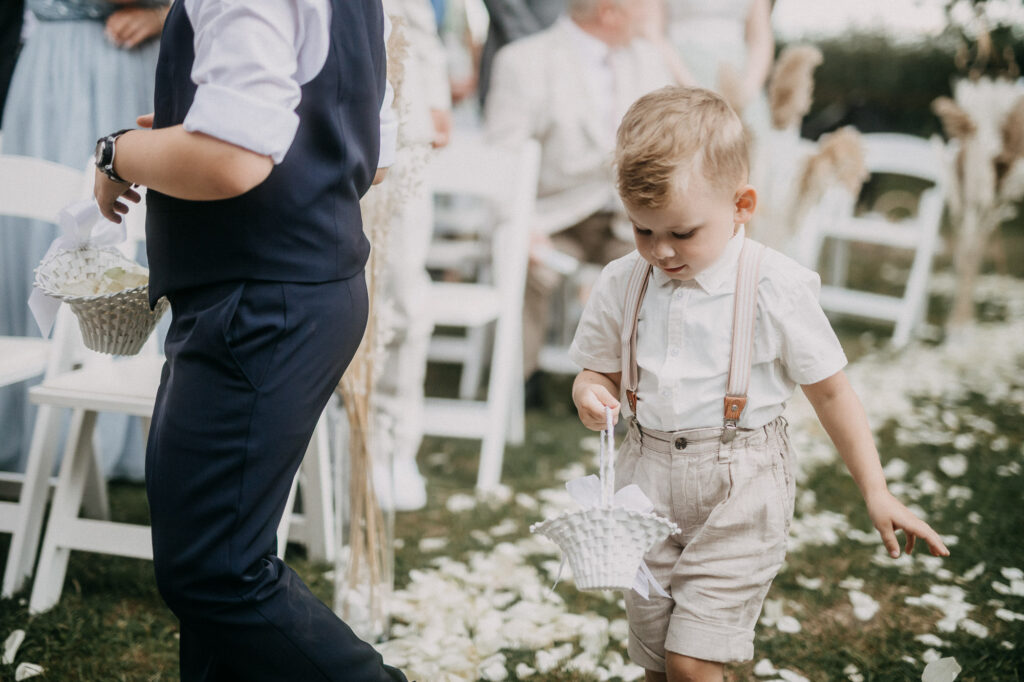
xmin=674 ymin=437 xmax=688 ymax=450
xmin=674 ymin=290 xmax=684 ymax=299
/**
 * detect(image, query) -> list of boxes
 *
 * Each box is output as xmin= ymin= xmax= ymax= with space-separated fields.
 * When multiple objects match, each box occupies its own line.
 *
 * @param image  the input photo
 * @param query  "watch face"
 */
xmin=95 ymin=138 xmax=109 ymax=167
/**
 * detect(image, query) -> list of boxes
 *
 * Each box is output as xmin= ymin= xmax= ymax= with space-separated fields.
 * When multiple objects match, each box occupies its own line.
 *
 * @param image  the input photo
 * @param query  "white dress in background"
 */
xmin=667 ymin=0 xmax=771 ymax=138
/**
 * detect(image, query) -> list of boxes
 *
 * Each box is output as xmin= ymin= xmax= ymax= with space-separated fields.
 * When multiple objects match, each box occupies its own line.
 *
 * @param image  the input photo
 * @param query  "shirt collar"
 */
xmin=650 ymin=225 xmax=747 ymax=294
xmin=561 ymin=16 xmax=613 ymax=66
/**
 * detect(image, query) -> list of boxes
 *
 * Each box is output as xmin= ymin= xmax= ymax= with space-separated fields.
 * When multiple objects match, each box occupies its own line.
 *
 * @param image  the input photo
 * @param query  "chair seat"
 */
xmin=0 ymin=337 xmax=50 ymax=386
xmin=819 ymin=285 xmax=905 ymax=322
xmin=427 ymin=282 xmax=501 ymax=327
xmin=821 ymin=214 xmax=921 ymax=250
xmin=28 ymin=355 xmax=164 ymax=417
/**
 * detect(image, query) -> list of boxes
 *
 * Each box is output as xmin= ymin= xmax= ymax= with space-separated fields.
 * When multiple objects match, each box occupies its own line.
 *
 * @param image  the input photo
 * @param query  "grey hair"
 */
xmin=567 ymin=0 xmax=627 ymax=20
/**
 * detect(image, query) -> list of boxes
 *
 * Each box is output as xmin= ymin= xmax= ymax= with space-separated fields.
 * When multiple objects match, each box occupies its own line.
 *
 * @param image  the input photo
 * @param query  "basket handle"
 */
xmin=600 ymin=406 xmax=615 ymax=508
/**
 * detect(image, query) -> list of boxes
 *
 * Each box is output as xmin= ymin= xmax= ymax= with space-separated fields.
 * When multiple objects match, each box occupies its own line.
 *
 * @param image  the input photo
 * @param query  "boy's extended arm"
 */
xmin=572 ymin=369 xmax=622 ymax=431
xmin=802 ymin=371 xmax=950 ymax=558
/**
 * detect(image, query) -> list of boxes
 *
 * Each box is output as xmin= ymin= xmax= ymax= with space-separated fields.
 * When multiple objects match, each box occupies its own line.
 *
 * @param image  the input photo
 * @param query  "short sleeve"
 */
xmin=765 ymin=265 xmax=848 ymax=386
xmin=568 ymin=257 xmax=633 ymax=374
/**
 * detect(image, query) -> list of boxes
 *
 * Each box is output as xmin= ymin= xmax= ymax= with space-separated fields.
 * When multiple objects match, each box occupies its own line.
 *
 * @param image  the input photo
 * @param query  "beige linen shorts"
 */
xmin=616 ymin=416 xmax=796 ymax=669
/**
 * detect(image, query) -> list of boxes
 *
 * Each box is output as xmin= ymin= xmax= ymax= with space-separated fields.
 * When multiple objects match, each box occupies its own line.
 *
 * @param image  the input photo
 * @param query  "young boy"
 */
xmin=569 ymin=87 xmax=949 ymax=682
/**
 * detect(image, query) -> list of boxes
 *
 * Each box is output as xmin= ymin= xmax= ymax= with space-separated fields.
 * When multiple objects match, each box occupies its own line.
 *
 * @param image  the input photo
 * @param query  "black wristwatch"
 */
xmin=94 ymin=128 xmax=133 ymax=184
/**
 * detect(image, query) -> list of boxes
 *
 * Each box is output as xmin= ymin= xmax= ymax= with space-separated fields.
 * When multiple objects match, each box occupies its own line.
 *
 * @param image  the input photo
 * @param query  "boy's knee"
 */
xmin=666 ymin=652 xmax=724 ymax=682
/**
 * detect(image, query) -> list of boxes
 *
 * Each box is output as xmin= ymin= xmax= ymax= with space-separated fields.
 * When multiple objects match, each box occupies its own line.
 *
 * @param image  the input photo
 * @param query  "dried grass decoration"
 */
xmin=333 ymin=11 xmax=418 ymax=640
xmin=768 ymin=45 xmax=823 ymax=132
xmin=31 ymin=200 xmax=167 ymax=356
xmin=531 ymin=409 xmax=679 ymax=597
xmin=932 ymin=77 xmax=1024 ymax=330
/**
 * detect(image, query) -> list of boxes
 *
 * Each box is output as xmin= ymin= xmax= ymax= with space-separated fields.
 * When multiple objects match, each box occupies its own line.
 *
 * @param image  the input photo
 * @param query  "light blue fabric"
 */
xmin=0 ymin=1 xmax=164 ymax=480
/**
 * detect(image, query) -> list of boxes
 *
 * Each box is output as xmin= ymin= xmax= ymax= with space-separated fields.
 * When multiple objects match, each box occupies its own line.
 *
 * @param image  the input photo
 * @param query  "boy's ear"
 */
xmin=733 ymin=185 xmax=757 ymax=224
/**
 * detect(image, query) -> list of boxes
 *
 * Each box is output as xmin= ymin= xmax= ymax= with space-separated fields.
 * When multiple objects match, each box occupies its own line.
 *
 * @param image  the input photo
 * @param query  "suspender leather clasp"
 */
xmin=722 ymin=395 xmax=747 ymax=443
xmin=626 ymin=389 xmax=638 ymax=413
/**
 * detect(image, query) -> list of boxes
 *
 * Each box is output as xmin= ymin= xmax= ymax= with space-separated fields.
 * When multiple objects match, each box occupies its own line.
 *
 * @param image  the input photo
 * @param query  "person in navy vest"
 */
xmin=91 ymin=1 xmax=407 ymax=680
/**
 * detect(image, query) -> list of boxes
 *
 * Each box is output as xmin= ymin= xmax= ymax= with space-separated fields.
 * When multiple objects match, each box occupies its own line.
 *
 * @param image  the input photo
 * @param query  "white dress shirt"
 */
xmin=561 ymin=17 xmax=616 ymax=139
xmin=181 ymin=0 xmax=398 ymax=167
xmin=569 ymin=228 xmax=848 ymax=431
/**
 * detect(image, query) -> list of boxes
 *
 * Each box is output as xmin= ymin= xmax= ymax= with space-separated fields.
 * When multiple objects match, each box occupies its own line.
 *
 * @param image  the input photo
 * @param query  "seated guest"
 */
xmin=478 ymin=0 xmax=565 ymax=106
xmin=484 ymin=0 xmax=676 ymax=394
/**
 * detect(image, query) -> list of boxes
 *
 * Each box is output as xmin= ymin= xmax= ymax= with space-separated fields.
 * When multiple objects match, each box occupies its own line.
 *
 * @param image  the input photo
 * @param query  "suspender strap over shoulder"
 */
xmin=722 ymin=240 xmax=766 ymax=442
xmin=620 ymin=257 xmax=653 ymax=414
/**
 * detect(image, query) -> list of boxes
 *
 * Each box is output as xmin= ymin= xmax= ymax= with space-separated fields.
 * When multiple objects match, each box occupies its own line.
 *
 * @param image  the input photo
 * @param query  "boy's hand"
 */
xmin=573 ymin=383 xmax=620 ymax=431
xmin=866 ymin=490 xmax=950 ymax=559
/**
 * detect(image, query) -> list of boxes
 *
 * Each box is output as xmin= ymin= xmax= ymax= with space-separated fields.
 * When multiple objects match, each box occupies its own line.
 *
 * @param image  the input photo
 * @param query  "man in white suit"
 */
xmin=485 ymin=0 xmax=674 ymax=389
xmin=374 ymin=0 xmax=452 ymax=510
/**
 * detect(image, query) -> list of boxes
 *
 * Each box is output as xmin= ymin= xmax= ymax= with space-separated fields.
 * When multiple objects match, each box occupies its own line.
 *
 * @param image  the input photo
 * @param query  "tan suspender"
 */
xmin=619 ymin=240 xmax=767 ymax=441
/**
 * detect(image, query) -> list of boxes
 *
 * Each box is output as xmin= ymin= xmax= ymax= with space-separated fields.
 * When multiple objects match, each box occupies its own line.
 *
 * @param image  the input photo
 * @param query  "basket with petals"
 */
xmin=530 ymin=409 xmax=679 ymax=593
xmin=34 ymin=247 xmax=168 ymax=356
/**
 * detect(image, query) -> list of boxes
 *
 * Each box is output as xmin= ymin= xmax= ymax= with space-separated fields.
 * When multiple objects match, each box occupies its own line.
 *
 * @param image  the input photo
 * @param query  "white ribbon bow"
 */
xmin=28 ymin=200 xmax=127 ymax=337
xmin=561 ymin=474 xmax=670 ymax=600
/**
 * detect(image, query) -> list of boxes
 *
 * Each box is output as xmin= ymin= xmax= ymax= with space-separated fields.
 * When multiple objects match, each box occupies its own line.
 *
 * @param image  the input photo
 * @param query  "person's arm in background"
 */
xmin=403 ymin=0 xmax=453 ymax=148
xmin=481 ymin=0 xmax=544 ymax=43
xmin=741 ymin=0 xmax=774 ymax=107
xmin=636 ymin=0 xmax=695 ymax=87
xmin=105 ymin=2 xmax=169 ymax=49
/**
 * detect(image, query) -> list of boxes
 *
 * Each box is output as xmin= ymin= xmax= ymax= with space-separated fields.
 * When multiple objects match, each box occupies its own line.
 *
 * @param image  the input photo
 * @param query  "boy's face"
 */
xmin=625 ymin=174 xmax=756 ymax=282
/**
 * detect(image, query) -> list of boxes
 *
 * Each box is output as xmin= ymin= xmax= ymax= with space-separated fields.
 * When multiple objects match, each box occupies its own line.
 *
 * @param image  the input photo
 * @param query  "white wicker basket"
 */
xmin=35 ymin=247 xmax=168 ymax=356
xmin=531 ymin=507 xmax=678 ymax=591
xmin=530 ymin=408 xmax=679 ymax=593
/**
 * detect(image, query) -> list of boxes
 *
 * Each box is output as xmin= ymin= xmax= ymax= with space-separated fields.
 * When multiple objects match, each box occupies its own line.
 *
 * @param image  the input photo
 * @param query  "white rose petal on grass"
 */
xmin=995 ymin=608 xmax=1024 ymax=622
xmin=839 ymin=577 xmax=865 ymax=590
xmin=794 ymin=575 xmax=823 ymax=590
xmin=843 ymin=664 xmax=864 ymax=682
xmin=1001 ymin=567 xmax=1024 ymax=580
xmin=952 ymin=434 xmax=974 ymax=451
xmin=478 ymin=653 xmax=508 ymax=681
xmin=967 ymin=511 xmax=983 ymax=524
xmin=14 ymin=664 xmax=44 ymax=681
xmin=922 ymin=648 xmax=943 ymax=664
xmin=754 ymin=659 xmax=779 ymax=676
xmin=778 ymin=670 xmax=810 ymax=682
xmin=1001 ymin=641 xmax=1016 ymax=650
xmin=777 ymin=616 xmax=802 ymax=633
xmin=996 ymin=461 xmax=1021 ymax=477
xmin=921 ymin=656 xmax=962 ymax=682
xmin=849 ymin=590 xmax=880 ymax=621
xmin=515 ymin=662 xmax=536 ymax=678
xmin=959 ymin=619 xmax=989 ymax=638
xmin=418 ymin=537 xmax=449 ymax=553
xmin=2 ymin=629 xmax=25 ymax=665
xmin=515 ymin=493 xmax=539 ymax=510
xmin=915 ymin=634 xmax=950 ymax=648
xmin=883 ymin=458 xmax=910 ymax=480
xmin=489 ymin=519 xmax=519 ymax=537
xmin=938 ymin=454 xmax=968 ymax=477
xmin=962 ymin=562 xmax=985 ymax=581
xmin=445 ymin=493 xmax=478 ymax=513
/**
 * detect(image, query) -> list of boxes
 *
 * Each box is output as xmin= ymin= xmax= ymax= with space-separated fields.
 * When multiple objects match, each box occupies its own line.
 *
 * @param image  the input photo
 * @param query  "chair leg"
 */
xmin=507 ymin=331 xmax=525 ymax=446
xmin=476 ymin=318 xmax=513 ymax=491
xmin=276 ymin=471 xmax=300 ymax=560
xmin=79 ymin=431 xmax=110 ymax=522
xmin=2 ymin=405 xmax=62 ymax=598
xmin=458 ymin=324 xmax=488 ymax=400
xmin=298 ymin=414 xmax=335 ymax=562
xmin=29 ymin=409 xmax=98 ymax=614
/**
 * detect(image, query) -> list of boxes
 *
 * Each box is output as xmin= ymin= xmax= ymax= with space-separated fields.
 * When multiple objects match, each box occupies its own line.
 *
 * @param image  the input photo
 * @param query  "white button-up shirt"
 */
xmin=569 ymin=228 xmax=848 ymax=431
xmin=181 ymin=0 xmax=398 ymax=166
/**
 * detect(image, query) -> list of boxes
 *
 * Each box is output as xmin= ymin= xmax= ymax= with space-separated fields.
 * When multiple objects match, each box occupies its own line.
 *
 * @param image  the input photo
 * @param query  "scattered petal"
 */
xmin=14 ymin=663 xmax=43 ymax=681
xmin=444 ymin=493 xmax=478 ymax=513
xmin=849 ymin=590 xmax=880 ymax=621
xmin=2 ymin=630 xmax=25 ymax=666
xmin=921 ymin=656 xmax=961 ymax=682
xmin=754 ymin=659 xmax=779 ymax=676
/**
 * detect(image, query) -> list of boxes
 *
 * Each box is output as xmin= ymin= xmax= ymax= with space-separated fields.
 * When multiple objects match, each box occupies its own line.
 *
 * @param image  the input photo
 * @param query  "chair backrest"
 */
xmin=427 ymin=135 xmax=541 ymax=299
xmin=0 ymin=155 xmax=88 ymax=223
xmin=858 ymin=133 xmax=947 ymax=232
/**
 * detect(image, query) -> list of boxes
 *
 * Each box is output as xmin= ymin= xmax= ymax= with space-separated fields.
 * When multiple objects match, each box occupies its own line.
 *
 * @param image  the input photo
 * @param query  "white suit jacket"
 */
xmin=485 ymin=19 xmax=672 ymax=236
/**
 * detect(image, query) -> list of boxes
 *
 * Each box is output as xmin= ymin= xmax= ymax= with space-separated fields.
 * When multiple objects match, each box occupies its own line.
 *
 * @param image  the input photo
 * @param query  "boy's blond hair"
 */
xmin=615 ymin=86 xmax=749 ymax=208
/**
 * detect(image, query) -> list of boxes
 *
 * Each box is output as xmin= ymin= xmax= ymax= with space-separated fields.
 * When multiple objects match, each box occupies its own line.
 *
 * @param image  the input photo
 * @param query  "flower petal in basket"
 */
xmin=35 ymin=247 xmax=168 ymax=356
xmin=531 ymin=506 xmax=678 ymax=593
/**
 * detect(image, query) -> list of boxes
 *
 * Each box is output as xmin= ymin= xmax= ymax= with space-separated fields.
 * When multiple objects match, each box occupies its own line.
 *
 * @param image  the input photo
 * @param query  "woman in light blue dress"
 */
xmin=0 ymin=0 xmax=168 ymax=479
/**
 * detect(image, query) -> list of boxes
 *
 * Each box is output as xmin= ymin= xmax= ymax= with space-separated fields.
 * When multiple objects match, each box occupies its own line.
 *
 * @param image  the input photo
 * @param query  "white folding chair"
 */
xmin=422 ymin=137 xmax=541 ymax=490
xmin=1 ymin=169 xmax=336 ymax=612
xmin=0 ymin=156 xmax=90 ymax=537
xmin=799 ymin=133 xmax=947 ymax=347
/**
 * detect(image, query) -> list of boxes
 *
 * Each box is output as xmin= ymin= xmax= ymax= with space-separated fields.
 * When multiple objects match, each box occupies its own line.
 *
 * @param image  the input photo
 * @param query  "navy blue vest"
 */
xmin=146 ymin=0 xmax=386 ymax=304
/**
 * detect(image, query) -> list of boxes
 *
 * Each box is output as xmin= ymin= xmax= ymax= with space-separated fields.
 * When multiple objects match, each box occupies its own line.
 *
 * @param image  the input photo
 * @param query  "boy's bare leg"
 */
xmin=666 ymin=652 xmax=724 ymax=682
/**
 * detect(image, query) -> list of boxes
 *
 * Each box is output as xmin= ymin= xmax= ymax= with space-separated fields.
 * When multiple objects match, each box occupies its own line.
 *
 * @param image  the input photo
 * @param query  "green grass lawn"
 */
xmin=1 ymin=356 xmax=1020 ymax=681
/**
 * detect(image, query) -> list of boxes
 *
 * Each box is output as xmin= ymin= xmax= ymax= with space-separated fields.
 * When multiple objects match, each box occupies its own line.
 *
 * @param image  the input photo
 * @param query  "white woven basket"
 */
xmin=531 ymin=507 xmax=678 ymax=591
xmin=35 ymin=247 xmax=168 ymax=356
